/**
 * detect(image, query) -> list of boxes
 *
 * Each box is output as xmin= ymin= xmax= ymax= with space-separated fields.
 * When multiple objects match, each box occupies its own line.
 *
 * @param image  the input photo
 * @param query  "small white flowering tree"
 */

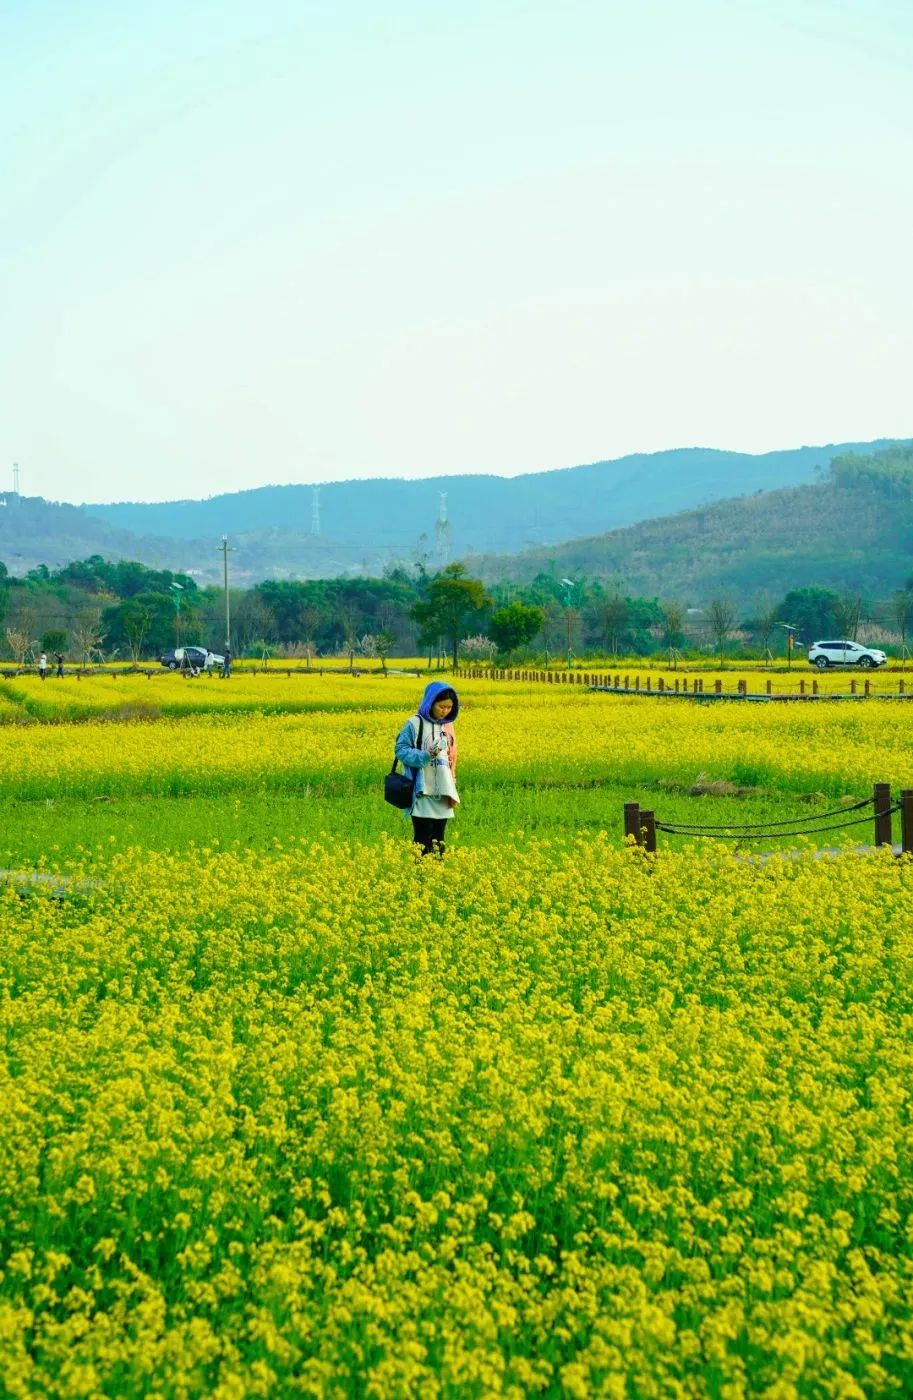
xmin=460 ymin=634 xmax=496 ymax=665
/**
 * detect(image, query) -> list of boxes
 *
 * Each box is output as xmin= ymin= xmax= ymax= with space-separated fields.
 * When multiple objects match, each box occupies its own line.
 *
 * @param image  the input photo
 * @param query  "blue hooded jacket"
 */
xmin=394 ymin=682 xmax=459 ymax=808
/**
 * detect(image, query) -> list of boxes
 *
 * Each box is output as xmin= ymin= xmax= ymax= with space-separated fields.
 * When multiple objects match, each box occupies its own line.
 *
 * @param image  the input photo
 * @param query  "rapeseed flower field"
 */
xmin=2 ymin=674 xmax=913 ymax=1395
xmin=1 ymin=673 xmax=912 ymax=801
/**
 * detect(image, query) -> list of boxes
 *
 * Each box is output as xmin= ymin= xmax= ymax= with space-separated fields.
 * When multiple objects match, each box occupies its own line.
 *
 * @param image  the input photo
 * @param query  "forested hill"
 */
xmin=469 ymin=446 xmax=913 ymax=602
xmin=83 ymin=440 xmax=904 ymax=558
xmin=0 ymin=495 xmax=184 ymax=577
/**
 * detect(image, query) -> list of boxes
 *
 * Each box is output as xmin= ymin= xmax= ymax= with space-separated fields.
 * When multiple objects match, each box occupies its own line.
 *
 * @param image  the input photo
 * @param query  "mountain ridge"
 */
xmin=81 ymin=440 xmax=906 ymax=559
xmin=470 ymin=448 xmax=913 ymax=601
xmin=2 ymin=438 xmax=909 ymax=588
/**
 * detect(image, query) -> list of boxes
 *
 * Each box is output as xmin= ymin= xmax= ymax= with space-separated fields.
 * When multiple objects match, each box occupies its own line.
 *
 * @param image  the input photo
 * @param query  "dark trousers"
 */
xmin=411 ymin=816 xmax=448 ymax=856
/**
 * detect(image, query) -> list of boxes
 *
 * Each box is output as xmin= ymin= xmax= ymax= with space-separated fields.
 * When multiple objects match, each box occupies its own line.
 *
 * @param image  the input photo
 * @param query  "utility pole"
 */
xmin=169 ymin=582 xmax=184 ymax=646
xmin=561 ymin=578 xmax=576 ymax=669
xmin=219 ymin=536 xmax=235 ymax=652
xmin=779 ymin=622 xmax=797 ymax=671
xmin=12 ymin=462 xmax=20 ymax=495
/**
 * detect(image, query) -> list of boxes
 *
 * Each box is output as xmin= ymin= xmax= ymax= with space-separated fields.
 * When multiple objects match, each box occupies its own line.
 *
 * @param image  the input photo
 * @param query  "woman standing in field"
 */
xmin=395 ymin=681 xmax=460 ymax=855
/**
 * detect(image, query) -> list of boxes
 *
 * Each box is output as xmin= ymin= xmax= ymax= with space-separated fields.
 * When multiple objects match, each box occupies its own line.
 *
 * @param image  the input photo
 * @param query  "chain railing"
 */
xmin=624 ymin=783 xmax=913 ymax=855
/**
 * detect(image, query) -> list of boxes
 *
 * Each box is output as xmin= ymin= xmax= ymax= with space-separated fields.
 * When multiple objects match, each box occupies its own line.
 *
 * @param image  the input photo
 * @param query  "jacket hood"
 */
xmin=417 ymin=681 xmax=460 ymax=723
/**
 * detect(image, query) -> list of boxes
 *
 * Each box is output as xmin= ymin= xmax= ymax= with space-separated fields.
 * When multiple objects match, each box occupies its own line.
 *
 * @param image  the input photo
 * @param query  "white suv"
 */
xmin=808 ymin=640 xmax=887 ymax=670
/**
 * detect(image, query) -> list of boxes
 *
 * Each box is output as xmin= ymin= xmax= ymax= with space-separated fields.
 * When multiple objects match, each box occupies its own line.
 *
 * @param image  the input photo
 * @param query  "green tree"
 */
xmin=100 ymin=593 xmax=196 ymax=658
xmin=411 ymin=565 xmax=491 ymax=670
xmin=40 ymin=628 xmax=68 ymax=655
xmin=488 ymin=601 xmax=544 ymax=661
xmin=777 ymin=587 xmax=841 ymax=644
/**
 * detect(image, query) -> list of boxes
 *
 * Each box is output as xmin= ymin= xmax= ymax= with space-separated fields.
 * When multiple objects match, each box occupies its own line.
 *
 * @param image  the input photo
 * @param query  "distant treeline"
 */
xmin=3 ymin=542 xmax=913 ymax=667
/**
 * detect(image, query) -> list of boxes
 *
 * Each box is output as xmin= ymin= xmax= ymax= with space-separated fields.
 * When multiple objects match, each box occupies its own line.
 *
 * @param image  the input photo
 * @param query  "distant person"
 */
xmin=55 ymin=652 xmax=64 ymax=678
xmin=38 ymin=652 xmax=48 ymax=680
xmin=394 ymin=682 xmax=460 ymax=855
xmin=221 ymin=647 xmax=232 ymax=679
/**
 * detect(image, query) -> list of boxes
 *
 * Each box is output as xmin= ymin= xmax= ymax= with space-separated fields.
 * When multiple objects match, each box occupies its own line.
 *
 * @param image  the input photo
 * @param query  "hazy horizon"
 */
xmin=3 ymin=0 xmax=912 ymax=505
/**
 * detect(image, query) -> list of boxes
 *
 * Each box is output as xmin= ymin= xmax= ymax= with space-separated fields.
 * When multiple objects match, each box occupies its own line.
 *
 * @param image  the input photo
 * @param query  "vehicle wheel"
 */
xmin=814 ymin=656 xmax=829 ymax=670
xmin=168 ymin=661 xmax=178 ymax=670
xmin=858 ymin=655 xmax=874 ymax=669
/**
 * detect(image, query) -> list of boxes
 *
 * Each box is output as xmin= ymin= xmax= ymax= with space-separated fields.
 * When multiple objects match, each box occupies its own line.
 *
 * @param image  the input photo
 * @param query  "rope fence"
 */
xmin=624 ymin=783 xmax=913 ymax=855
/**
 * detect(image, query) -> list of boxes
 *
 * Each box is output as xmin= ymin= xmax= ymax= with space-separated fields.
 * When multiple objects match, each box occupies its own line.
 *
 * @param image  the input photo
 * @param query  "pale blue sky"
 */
xmin=2 ymin=0 xmax=911 ymax=503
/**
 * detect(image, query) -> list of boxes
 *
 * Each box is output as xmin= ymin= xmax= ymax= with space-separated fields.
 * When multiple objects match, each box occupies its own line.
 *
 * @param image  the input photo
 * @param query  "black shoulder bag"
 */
xmin=384 ymin=717 xmax=423 ymax=809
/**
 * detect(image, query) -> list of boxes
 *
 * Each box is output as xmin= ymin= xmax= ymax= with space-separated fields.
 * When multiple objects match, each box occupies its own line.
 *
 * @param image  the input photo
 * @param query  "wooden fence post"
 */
xmin=767 ymin=679 xmax=772 ymax=695
xmin=850 ymin=679 xmax=857 ymax=695
xmin=624 ymin=802 xmax=642 ymax=846
xmin=812 ymin=678 xmax=818 ymax=695
xmin=641 ymin=809 xmax=657 ymax=852
xmin=715 ymin=679 xmax=722 ymax=695
xmin=901 ymin=790 xmax=913 ymax=855
xmin=900 ymin=679 xmax=906 ymax=696
xmin=864 ymin=679 xmax=871 ymax=697
xmin=896 ymin=789 xmax=913 ymax=851
xmin=874 ymin=782 xmax=893 ymax=847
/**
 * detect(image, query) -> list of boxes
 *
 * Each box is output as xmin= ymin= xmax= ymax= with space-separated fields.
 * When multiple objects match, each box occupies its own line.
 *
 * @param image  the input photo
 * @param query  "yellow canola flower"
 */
xmin=2 ymin=675 xmax=913 ymax=801
xmin=1 ymin=836 xmax=913 ymax=1395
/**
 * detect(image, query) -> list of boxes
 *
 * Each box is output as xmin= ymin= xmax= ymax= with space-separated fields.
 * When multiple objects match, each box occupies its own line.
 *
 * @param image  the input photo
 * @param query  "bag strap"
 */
xmin=391 ymin=715 xmax=424 ymax=772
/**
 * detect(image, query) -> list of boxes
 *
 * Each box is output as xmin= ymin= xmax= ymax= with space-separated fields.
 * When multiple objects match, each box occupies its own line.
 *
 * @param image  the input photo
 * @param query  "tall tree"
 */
xmin=660 ymin=599 xmax=686 ymax=653
xmin=593 ymin=589 xmax=629 ymax=657
xmin=336 ymin=604 xmax=362 ymax=672
xmin=892 ymin=585 xmax=913 ymax=663
xmin=833 ymin=594 xmax=863 ymax=641
xmin=776 ymin=587 xmax=841 ymax=644
xmin=72 ymin=610 xmax=105 ymax=667
xmin=121 ymin=602 xmax=153 ymax=663
xmin=488 ymin=601 xmax=544 ymax=661
xmin=705 ymin=597 xmax=738 ymax=668
xmin=753 ymin=594 xmax=781 ymax=662
xmin=411 ymin=565 xmax=491 ymax=670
